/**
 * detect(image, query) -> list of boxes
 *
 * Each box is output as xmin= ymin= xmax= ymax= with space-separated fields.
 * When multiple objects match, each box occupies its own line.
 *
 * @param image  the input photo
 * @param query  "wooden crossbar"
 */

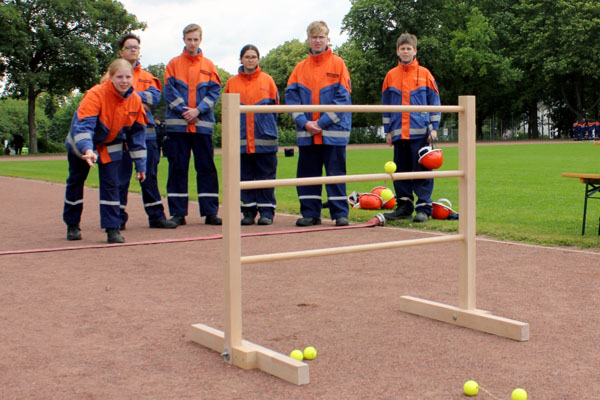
xmin=240 ymin=170 xmax=463 ymax=190
xmin=187 ymin=94 xmax=530 ymax=386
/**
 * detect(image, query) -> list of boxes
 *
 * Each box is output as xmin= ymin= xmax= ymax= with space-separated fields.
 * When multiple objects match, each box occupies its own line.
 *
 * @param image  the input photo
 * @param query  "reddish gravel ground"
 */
xmin=0 ymin=172 xmax=599 ymax=399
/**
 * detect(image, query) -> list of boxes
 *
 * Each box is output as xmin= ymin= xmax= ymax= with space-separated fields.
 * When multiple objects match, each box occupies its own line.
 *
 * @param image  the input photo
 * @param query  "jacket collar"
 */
xmin=182 ymin=47 xmax=203 ymax=62
xmin=309 ymin=46 xmax=332 ymax=64
xmin=238 ymin=65 xmax=262 ymax=80
xmin=398 ymin=58 xmax=419 ymax=72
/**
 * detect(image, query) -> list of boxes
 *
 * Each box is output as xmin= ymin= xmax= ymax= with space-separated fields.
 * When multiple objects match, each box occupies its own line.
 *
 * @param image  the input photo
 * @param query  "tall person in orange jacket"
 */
xmin=163 ymin=23 xmax=222 ymax=227
xmin=63 ymin=59 xmax=147 ymax=244
xmin=116 ymin=34 xmax=178 ymax=230
xmin=382 ymin=33 xmax=441 ymax=223
xmin=225 ymin=44 xmax=279 ymax=226
xmin=285 ymin=21 xmax=352 ymax=227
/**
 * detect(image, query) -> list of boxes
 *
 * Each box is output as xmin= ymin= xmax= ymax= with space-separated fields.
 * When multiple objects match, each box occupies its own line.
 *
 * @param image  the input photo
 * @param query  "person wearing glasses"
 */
xmin=285 ymin=20 xmax=352 ymax=227
xmin=224 ymin=44 xmax=279 ymax=226
xmin=116 ymin=34 xmax=177 ymax=230
xmin=162 ymin=23 xmax=222 ymax=227
xmin=63 ymin=59 xmax=147 ymax=243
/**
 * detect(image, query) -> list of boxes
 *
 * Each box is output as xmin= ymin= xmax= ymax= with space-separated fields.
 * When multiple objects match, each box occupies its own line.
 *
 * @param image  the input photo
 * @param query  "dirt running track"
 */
xmin=0 ymin=175 xmax=599 ymax=399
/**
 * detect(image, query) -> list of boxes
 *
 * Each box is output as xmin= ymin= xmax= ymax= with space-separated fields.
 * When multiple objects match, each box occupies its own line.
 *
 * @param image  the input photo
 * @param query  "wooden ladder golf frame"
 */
xmin=188 ymin=94 xmax=530 ymax=385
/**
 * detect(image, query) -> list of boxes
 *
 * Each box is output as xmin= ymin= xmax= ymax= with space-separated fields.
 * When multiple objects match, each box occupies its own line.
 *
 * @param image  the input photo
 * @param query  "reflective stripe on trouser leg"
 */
xmin=192 ymin=134 xmax=219 ymax=216
xmin=241 ymin=152 xmax=277 ymax=219
xmin=297 ymin=145 xmax=325 ymax=219
xmin=166 ymin=132 xmax=192 ymax=217
xmin=140 ymin=139 xmax=166 ymax=222
xmin=99 ymin=161 xmax=122 ymax=229
xmin=322 ymin=145 xmax=348 ymax=219
xmin=63 ymin=152 xmax=91 ymax=225
xmin=408 ymin=137 xmax=433 ymax=215
xmin=118 ymin=149 xmax=133 ymax=226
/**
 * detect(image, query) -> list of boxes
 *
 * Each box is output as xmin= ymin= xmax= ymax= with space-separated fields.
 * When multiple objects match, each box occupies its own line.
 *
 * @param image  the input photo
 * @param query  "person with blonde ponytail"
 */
xmin=63 ymin=59 xmax=148 ymax=243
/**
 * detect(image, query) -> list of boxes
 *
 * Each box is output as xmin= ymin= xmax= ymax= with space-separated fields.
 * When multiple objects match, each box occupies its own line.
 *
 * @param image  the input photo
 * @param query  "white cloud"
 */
xmin=119 ymin=0 xmax=351 ymax=74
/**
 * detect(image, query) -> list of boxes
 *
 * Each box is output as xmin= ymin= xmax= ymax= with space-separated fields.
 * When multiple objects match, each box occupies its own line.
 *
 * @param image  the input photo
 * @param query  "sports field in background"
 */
xmin=0 ymin=140 xmax=598 ymax=248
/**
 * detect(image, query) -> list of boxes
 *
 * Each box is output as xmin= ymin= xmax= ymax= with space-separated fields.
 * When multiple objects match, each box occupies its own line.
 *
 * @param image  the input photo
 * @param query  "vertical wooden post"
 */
xmin=457 ymin=96 xmax=477 ymax=310
xmin=221 ymin=93 xmax=243 ymax=360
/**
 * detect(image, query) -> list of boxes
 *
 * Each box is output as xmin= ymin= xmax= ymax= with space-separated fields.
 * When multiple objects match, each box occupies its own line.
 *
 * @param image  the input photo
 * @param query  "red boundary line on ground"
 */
xmin=0 ymin=216 xmax=385 ymax=256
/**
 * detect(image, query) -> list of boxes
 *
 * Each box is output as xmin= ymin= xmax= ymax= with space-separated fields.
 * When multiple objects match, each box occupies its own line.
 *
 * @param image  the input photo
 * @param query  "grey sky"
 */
xmin=119 ymin=0 xmax=352 ymax=74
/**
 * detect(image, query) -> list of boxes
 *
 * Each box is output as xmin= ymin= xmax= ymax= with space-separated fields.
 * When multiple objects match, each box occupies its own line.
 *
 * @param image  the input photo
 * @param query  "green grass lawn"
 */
xmin=1 ymin=141 xmax=599 ymax=248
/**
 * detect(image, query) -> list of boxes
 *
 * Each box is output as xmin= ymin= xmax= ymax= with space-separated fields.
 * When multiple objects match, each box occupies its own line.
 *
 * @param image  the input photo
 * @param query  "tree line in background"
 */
xmin=2 ymin=0 xmax=600 ymax=153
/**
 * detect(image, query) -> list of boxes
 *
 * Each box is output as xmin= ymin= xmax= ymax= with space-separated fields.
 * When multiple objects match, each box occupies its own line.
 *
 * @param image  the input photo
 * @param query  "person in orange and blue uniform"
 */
xmin=225 ymin=44 xmax=279 ymax=225
xmin=572 ymin=121 xmax=579 ymax=140
xmin=116 ymin=34 xmax=177 ymax=230
xmin=382 ymin=33 xmax=441 ymax=223
xmin=163 ymin=23 xmax=222 ymax=226
xmin=285 ymin=20 xmax=352 ymax=227
xmin=63 ymin=59 xmax=147 ymax=243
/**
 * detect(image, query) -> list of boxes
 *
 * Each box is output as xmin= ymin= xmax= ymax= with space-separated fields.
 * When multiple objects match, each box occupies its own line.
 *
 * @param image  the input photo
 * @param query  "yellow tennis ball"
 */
xmin=384 ymin=161 xmax=397 ymax=174
xmin=463 ymin=380 xmax=479 ymax=396
xmin=289 ymin=349 xmax=303 ymax=361
xmin=380 ymin=188 xmax=394 ymax=202
xmin=511 ymin=388 xmax=527 ymax=400
xmin=303 ymin=346 xmax=317 ymax=360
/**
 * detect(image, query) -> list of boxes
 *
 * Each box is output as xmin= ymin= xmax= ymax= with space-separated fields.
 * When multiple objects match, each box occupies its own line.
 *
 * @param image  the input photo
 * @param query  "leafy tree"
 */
xmin=0 ymin=98 xmax=28 ymax=147
xmin=447 ymin=5 xmax=522 ymax=137
xmin=260 ymin=39 xmax=310 ymax=102
xmin=512 ymin=0 xmax=600 ymax=132
xmin=0 ymin=97 xmax=49 ymax=150
xmin=260 ymin=39 xmax=310 ymax=130
xmin=342 ymin=0 xmax=525 ymax=137
xmin=47 ymin=92 xmax=83 ymax=144
xmin=0 ymin=0 xmax=145 ymax=153
xmin=214 ymin=65 xmax=232 ymax=123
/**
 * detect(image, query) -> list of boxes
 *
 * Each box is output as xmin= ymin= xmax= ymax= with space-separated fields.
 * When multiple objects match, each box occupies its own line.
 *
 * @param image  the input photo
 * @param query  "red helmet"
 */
xmin=432 ymin=198 xmax=453 ymax=220
xmin=418 ymin=146 xmax=443 ymax=169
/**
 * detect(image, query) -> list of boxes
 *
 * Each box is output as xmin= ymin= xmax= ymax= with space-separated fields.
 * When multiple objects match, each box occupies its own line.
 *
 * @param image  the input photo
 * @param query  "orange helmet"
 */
xmin=371 ymin=186 xmax=395 ymax=209
xmin=418 ymin=146 xmax=443 ymax=169
xmin=382 ymin=197 xmax=396 ymax=209
xmin=359 ymin=193 xmax=383 ymax=210
xmin=370 ymin=186 xmax=387 ymax=196
xmin=432 ymin=198 xmax=453 ymax=220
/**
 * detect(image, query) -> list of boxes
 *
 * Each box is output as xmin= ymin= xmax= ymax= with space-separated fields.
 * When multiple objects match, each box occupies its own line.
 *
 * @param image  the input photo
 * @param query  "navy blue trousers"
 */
xmin=241 ymin=152 xmax=277 ymax=219
xmin=392 ymin=137 xmax=433 ymax=215
xmin=296 ymin=144 xmax=348 ymax=220
xmin=164 ymin=132 xmax=219 ymax=217
xmin=63 ymin=152 xmax=122 ymax=228
xmin=63 ymin=152 xmax=91 ymax=226
xmin=119 ymin=139 xmax=166 ymax=225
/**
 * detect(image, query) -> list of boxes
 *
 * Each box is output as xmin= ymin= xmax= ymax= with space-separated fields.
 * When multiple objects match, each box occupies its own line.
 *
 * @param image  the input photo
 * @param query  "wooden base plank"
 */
xmin=187 ymin=324 xmax=310 ymax=385
xmin=398 ymin=296 xmax=530 ymax=342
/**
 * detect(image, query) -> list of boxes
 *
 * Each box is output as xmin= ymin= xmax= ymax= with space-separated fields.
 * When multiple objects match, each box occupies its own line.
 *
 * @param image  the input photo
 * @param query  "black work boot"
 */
xmin=383 ymin=200 xmax=414 ymax=221
xmin=106 ymin=228 xmax=125 ymax=244
xmin=241 ymin=209 xmax=257 ymax=225
xmin=168 ymin=216 xmax=186 ymax=226
xmin=66 ymin=224 xmax=81 ymax=241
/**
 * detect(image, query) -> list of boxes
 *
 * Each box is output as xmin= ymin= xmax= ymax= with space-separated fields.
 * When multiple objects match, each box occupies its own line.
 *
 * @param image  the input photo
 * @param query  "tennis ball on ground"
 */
xmin=511 ymin=388 xmax=527 ymax=400
xmin=303 ymin=346 xmax=317 ymax=360
xmin=380 ymin=188 xmax=394 ymax=202
xmin=289 ymin=349 xmax=303 ymax=361
xmin=384 ymin=161 xmax=397 ymax=174
xmin=463 ymin=380 xmax=479 ymax=396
